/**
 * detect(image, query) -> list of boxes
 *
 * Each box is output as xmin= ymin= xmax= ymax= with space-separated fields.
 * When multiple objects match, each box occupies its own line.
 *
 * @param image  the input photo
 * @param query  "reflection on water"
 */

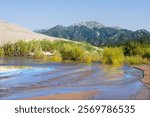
xmin=0 ymin=57 xmax=149 ymax=100
xmin=0 ymin=66 xmax=31 ymax=76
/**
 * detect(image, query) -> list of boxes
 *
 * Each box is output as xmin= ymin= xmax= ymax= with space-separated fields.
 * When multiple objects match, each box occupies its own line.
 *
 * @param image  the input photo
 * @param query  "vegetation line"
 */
xmin=0 ymin=40 xmax=149 ymax=65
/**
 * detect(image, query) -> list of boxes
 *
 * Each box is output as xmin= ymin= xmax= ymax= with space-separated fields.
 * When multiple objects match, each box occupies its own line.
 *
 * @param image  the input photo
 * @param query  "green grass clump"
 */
xmin=0 ymin=48 xmax=4 ymax=57
xmin=102 ymin=47 xmax=124 ymax=65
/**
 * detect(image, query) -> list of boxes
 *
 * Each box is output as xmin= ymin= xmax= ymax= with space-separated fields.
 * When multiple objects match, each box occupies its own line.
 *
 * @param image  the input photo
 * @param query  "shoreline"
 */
xmin=133 ymin=65 xmax=150 ymax=88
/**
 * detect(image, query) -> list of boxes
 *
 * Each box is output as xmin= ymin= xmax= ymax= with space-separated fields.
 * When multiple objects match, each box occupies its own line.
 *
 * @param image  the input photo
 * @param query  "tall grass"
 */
xmin=1 ymin=40 xmax=102 ymax=62
xmin=3 ymin=43 xmax=15 ymax=56
xmin=123 ymin=42 xmax=150 ymax=65
xmin=102 ymin=47 xmax=124 ymax=65
xmin=0 ymin=48 xmax=4 ymax=57
xmin=33 ymin=48 xmax=44 ymax=59
xmin=48 ymin=52 xmax=62 ymax=62
xmin=59 ymin=44 xmax=84 ymax=61
xmin=14 ymin=40 xmax=30 ymax=56
xmin=125 ymin=56 xmax=149 ymax=65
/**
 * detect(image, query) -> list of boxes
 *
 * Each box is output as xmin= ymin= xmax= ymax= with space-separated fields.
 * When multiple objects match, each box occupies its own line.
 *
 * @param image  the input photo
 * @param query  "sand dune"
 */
xmin=0 ymin=20 xmax=63 ymax=46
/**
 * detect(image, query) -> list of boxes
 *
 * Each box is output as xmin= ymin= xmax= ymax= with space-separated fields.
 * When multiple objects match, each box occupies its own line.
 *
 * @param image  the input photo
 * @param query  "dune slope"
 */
xmin=0 ymin=20 xmax=62 ymax=46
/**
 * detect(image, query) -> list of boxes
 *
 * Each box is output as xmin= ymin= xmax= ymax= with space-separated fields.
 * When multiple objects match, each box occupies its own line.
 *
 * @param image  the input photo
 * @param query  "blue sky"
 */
xmin=0 ymin=0 xmax=150 ymax=31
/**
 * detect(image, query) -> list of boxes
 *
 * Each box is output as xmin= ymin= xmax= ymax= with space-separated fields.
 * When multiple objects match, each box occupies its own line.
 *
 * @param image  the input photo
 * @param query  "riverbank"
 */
xmin=134 ymin=65 xmax=150 ymax=88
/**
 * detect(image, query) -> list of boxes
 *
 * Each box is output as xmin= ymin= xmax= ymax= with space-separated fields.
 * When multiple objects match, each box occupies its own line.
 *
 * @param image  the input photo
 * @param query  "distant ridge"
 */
xmin=72 ymin=21 xmax=105 ymax=29
xmin=36 ymin=21 xmax=150 ymax=46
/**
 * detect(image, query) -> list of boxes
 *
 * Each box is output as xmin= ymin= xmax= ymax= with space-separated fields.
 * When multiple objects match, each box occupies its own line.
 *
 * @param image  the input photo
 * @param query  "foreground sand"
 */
xmin=134 ymin=65 xmax=150 ymax=88
xmin=21 ymin=91 xmax=98 ymax=100
xmin=21 ymin=65 xmax=150 ymax=100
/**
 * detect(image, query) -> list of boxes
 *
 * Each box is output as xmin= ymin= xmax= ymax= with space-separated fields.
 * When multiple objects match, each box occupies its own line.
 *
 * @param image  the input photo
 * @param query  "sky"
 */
xmin=0 ymin=0 xmax=150 ymax=31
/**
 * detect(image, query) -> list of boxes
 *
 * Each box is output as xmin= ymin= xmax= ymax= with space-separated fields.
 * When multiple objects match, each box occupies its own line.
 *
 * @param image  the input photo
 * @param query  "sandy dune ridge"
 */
xmin=0 ymin=20 xmax=65 ymax=46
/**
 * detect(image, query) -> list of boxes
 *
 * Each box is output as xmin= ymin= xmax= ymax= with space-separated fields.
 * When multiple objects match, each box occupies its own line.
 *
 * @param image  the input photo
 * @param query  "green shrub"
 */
xmin=123 ymin=42 xmax=150 ymax=58
xmin=81 ymin=52 xmax=92 ymax=63
xmin=14 ymin=40 xmax=30 ymax=56
xmin=125 ymin=56 xmax=149 ymax=65
xmin=40 ymin=40 xmax=54 ymax=52
xmin=28 ymin=40 xmax=41 ymax=52
xmin=102 ymin=47 xmax=124 ymax=65
xmin=91 ymin=50 xmax=102 ymax=62
xmin=143 ymin=48 xmax=150 ymax=58
xmin=123 ymin=42 xmax=137 ymax=56
xmin=0 ymin=48 xmax=4 ymax=57
xmin=33 ymin=48 xmax=44 ymax=59
xmin=60 ymin=44 xmax=84 ymax=61
xmin=3 ymin=43 xmax=15 ymax=56
xmin=49 ymin=53 xmax=62 ymax=62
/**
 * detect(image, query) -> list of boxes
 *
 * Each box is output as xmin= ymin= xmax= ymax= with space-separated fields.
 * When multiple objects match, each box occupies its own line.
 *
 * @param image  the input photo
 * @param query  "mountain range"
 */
xmin=35 ymin=21 xmax=150 ymax=46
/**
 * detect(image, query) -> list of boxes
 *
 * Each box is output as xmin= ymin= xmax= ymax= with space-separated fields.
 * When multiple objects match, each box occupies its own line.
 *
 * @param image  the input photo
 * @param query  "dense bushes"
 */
xmin=0 ymin=48 xmax=4 ymax=57
xmin=59 ymin=44 xmax=84 ymax=61
xmin=125 ymin=56 xmax=149 ymax=65
xmin=33 ymin=48 xmax=44 ymax=59
xmin=1 ymin=40 xmax=149 ymax=65
xmin=123 ymin=42 xmax=150 ymax=57
xmin=102 ymin=47 xmax=124 ymax=65
xmin=14 ymin=41 xmax=30 ymax=56
xmin=3 ymin=43 xmax=15 ymax=56
xmin=81 ymin=52 xmax=92 ymax=63
xmin=123 ymin=42 xmax=150 ymax=65
xmin=1 ymin=40 xmax=102 ymax=62
xmin=40 ymin=40 xmax=54 ymax=52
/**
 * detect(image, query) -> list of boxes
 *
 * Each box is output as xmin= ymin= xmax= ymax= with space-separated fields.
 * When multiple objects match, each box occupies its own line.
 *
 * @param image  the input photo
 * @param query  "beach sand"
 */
xmin=134 ymin=65 xmax=150 ymax=88
xmin=131 ymin=65 xmax=150 ymax=99
xmin=21 ymin=91 xmax=98 ymax=100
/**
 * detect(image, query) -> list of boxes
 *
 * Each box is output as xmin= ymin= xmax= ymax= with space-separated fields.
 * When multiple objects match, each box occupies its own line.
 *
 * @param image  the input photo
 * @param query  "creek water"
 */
xmin=0 ymin=57 xmax=149 ymax=99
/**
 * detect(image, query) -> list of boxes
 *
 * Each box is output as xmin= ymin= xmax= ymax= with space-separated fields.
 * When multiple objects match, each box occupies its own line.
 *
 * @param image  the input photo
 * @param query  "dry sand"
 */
xmin=0 ymin=20 xmax=65 ymax=46
xmin=21 ymin=91 xmax=98 ymax=100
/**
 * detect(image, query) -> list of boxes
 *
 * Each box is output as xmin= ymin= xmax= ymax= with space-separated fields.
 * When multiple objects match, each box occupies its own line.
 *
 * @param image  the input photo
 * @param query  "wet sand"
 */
xmin=24 ymin=64 xmax=150 ymax=100
xmin=132 ymin=65 xmax=150 ymax=99
xmin=21 ymin=91 xmax=98 ymax=100
xmin=134 ymin=65 xmax=150 ymax=88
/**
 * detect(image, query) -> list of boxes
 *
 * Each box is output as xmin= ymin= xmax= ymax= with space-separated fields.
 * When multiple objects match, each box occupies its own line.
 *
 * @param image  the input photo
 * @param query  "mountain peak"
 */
xmin=55 ymin=24 xmax=64 ymax=28
xmin=73 ymin=21 xmax=105 ymax=29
